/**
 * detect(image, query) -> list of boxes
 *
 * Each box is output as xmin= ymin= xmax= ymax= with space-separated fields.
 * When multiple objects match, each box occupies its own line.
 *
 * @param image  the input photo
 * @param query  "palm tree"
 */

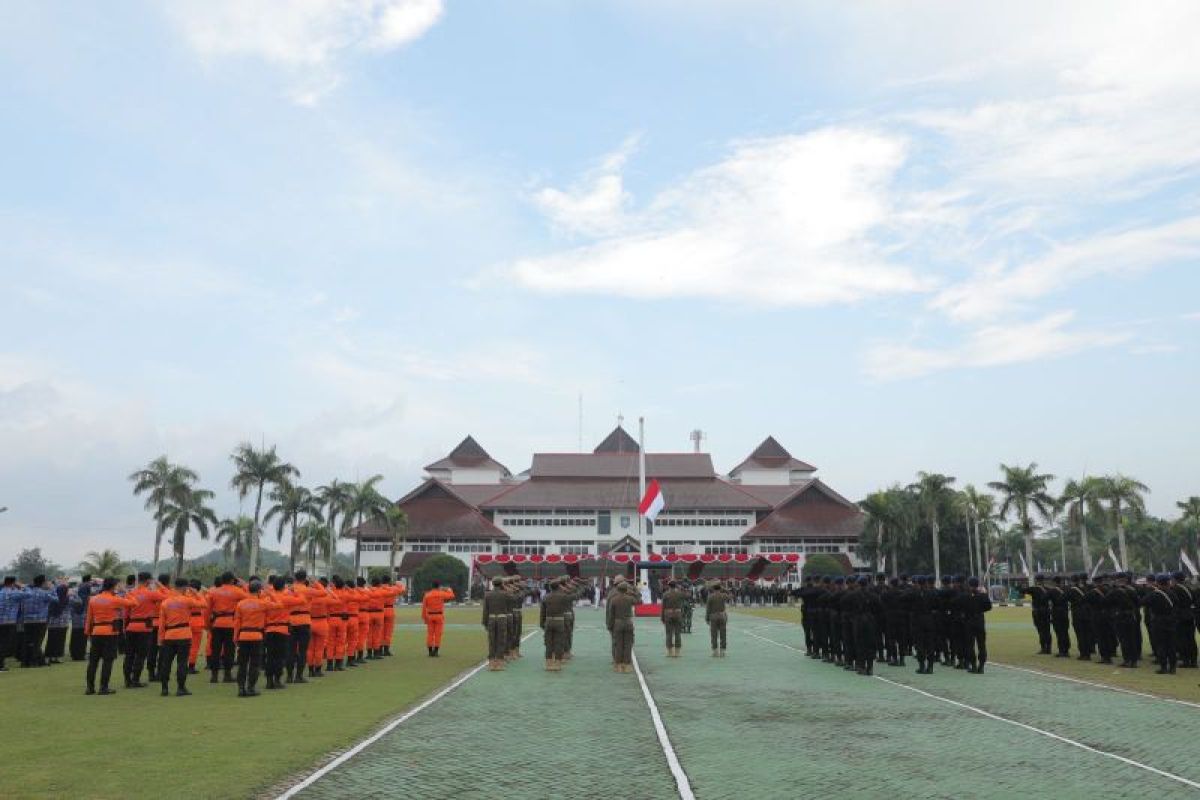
xmin=79 ymin=549 xmax=125 ymax=577
xmin=215 ymin=516 xmax=255 ymax=567
xmin=265 ymin=482 xmax=323 ymax=576
xmin=1175 ymin=496 xmax=1200 ymax=566
xmin=1097 ymin=474 xmax=1149 ymax=572
xmin=343 ymin=475 xmax=389 ymax=575
xmin=910 ymin=472 xmax=956 ymax=586
xmin=1060 ymin=477 xmax=1103 ymax=575
xmin=160 ymin=487 xmax=218 ymax=579
xmin=989 ymin=463 xmax=1056 ymax=578
xmin=858 ymin=491 xmax=893 ymax=572
xmin=317 ymin=480 xmax=353 ymax=578
xmin=229 ymin=443 xmax=299 ymax=577
xmin=957 ymin=486 xmax=993 ymax=577
xmin=383 ymin=505 xmax=409 ymax=577
xmin=294 ymin=521 xmax=331 ymax=573
xmin=128 ymin=456 xmax=199 ymax=576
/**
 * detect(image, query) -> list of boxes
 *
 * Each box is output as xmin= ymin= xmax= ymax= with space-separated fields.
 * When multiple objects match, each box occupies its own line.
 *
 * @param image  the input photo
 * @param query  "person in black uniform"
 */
xmin=854 ymin=576 xmax=882 ymax=676
xmin=962 ymin=576 xmax=992 ymax=673
xmin=828 ymin=577 xmax=844 ymax=665
xmin=911 ymin=575 xmax=938 ymax=674
xmin=1089 ymin=574 xmax=1116 ymax=664
xmin=839 ymin=578 xmax=857 ymax=671
xmin=883 ymin=577 xmax=907 ymax=667
xmin=1145 ymin=574 xmax=1177 ymax=674
xmin=1067 ymin=573 xmax=1093 ymax=660
xmin=945 ymin=576 xmax=968 ymax=669
xmin=1047 ymin=575 xmax=1071 ymax=657
xmin=1110 ymin=572 xmax=1140 ymax=668
xmin=1020 ymin=574 xmax=1052 ymax=654
xmin=1169 ymin=571 xmax=1197 ymax=669
xmin=799 ymin=576 xmax=816 ymax=656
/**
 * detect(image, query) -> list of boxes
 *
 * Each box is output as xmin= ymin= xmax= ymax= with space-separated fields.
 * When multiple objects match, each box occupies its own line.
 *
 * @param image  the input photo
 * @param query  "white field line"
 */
xmin=989 ymin=661 xmax=1200 ymax=710
xmin=874 ymin=675 xmax=1200 ymax=792
xmin=739 ymin=627 xmax=1200 ymax=792
xmin=631 ymin=651 xmax=696 ymax=800
xmin=275 ymin=630 xmax=537 ymax=800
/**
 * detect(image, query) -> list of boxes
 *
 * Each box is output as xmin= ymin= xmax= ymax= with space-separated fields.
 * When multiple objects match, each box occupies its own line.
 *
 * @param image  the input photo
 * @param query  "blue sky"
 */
xmin=1 ymin=1 xmax=1197 ymax=565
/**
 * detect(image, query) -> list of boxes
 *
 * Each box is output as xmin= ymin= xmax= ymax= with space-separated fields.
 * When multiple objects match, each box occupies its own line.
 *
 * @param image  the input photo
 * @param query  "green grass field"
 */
xmin=0 ymin=607 xmax=528 ymax=800
xmin=734 ymin=604 xmax=1200 ymax=704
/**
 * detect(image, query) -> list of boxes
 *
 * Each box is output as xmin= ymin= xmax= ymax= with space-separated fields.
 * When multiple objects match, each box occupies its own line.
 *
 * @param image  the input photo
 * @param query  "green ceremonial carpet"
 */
xmin=291 ymin=612 xmax=1200 ymax=799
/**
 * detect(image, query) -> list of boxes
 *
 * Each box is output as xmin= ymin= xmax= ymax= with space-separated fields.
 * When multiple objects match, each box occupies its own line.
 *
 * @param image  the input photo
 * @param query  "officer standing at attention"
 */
xmin=962 ymin=576 xmax=992 ymax=673
xmin=421 ymin=580 xmax=455 ymax=657
xmin=1020 ymin=574 xmax=1053 ymax=654
xmin=1146 ymin=574 xmax=1177 ymax=674
xmin=156 ymin=578 xmax=200 ymax=696
xmin=481 ymin=576 xmax=509 ymax=671
xmin=233 ymin=579 xmax=274 ymax=697
xmin=560 ymin=577 xmax=581 ymax=660
xmin=83 ymin=577 xmax=137 ymax=694
xmin=660 ymin=579 xmax=687 ymax=657
xmin=539 ymin=577 xmax=572 ymax=671
xmin=606 ymin=580 xmax=637 ymax=672
xmin=1169 ymin=571 xmax=1197 ymax=669
xmin=705 ymin=580 xmax=730 ymax=657
xmin=911 ymin=576 xmax=938 ymax=674
xmin=1067 ymin=573 xmax=1093 ymax=660
xmin=1047 ymin=575 xmax=1072 ymax=657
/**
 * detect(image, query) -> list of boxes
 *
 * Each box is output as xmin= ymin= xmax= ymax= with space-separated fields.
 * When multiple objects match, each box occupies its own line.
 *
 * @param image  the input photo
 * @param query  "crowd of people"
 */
xmin=0 ymin=570 xmax=407 ymax=697
xmin=796 ymin=574 xmax=993 ymax=676
xmin=1019 ymin=571 xmax=1199 ymax=675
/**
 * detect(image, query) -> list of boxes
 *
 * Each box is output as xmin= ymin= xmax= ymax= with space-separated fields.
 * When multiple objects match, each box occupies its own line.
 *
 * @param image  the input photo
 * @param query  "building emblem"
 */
xmin=620 ymin=515 xmax=631 ymax=529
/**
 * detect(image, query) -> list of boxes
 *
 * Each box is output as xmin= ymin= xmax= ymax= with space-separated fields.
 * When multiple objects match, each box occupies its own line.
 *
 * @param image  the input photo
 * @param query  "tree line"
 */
xmin=858 ymin=463 xmax=1200 ymax=581
xmin=127 ymin=443 xmax=408 ymax=581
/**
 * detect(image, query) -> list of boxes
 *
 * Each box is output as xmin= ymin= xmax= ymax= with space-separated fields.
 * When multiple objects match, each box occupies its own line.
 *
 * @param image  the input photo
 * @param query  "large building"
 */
xmin=351 ymin=426 xmax=866 ymax=581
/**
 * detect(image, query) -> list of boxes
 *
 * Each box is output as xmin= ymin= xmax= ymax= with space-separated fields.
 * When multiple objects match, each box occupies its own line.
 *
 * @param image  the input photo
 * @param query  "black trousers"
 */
xmin=0 ymin=623 xmax=14 ymax=667
xmin=70 ymin=626 xmax=88 ymax=661
xmin=237 ymin=640 xmax=264 ymax=690
xmin=265 ymin=632 xmax=289 ymax=678
xmin=965 ymin=622 xmax=987 ymax=668
xmin=147 ymin=637 xmax=160 ymax=678
xmin=1031 ymin=609 xmax=1052 ymax=652
xmin=1176 ymin=619 xmax=1198 ymax=666
xmin=1115 ymin=613 xmax=1139 ymax=664
xmin=1071 ymin=611 xmax=1093 ymax=656
xmin=1152 ymin=624 xmax=1176 ymax=671
xmin=1051 ymin=612 xmax=1071 ymax=655
xmin=21 ymin=622 xmax=47 ymax=666
xmin=287 ymin=625 xmax=310 ymax=676
xmin=123 ymin=631 xmax=151 ymax=682
xmin=86 ymin=635 xmax=119 ymax=690
xmin=158 ymin=639 xmax=190 ymax=689
xmin=210 ymin=627 xmax=235 ymax=674
xmin=45 ymin=626 xmax=68 ymax=659
xmin=801 ymin=613 xmax=812 ymax=652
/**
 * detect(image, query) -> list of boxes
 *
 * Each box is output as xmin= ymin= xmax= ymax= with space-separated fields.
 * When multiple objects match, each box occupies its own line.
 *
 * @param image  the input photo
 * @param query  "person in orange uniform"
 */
xmin=325 ymin=576 xmax=348 ymax=672
xmin=84 ymin=577 xmax=138 ymax=695
xmin=365 ymin=577 xmax=387 ymax=659
xmin=122 ymin=572 xmax=169 ymax=689
xmin=233 ymin=579 xmax=275 ymax=697
xmin=421 ymin=581 xmax=455 ymax=657
xmin=185 ymin=578 xmax=208 ymax=674
xmin=157 ymin=578 xmax=202 ymax=696
xmin=355 ymin=577 xmax=374 ymax=662
xmin=207 ymin=573 xmax=248 ymax=683
xmin=263 ymin=577 xmax=302 ymax=690
xmin=146 ymin=572 xmax=172 ymax=682
xmin=341 ymin=578 xmax=362 ymax=667
xmin=286 ymin=571 xmax=324 ymax=683
xmin=306 ymin=578 xmax=332 ymax=679
xmin=380 ymin=577 xmax=404 ymax=656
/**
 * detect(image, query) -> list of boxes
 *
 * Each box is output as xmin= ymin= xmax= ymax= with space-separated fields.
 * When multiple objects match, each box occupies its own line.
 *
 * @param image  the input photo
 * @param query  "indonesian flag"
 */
xmin=638 ymin=479 xmax=665 ymax=522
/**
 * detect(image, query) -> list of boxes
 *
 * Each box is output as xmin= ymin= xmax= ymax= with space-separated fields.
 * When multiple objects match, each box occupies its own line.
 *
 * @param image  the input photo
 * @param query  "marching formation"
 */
xmin=0 ymin=570 xmax=405 ymax=697
xmin=797 ymin=574 xmax=992 ymax=676
xmin=1020 ymin=571 xmax=1199 ymax=675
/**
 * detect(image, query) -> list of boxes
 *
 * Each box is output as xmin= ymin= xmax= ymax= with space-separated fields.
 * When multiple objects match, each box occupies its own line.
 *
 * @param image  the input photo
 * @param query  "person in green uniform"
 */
xmin=504 ymin=576 xmax=523 ymax=661
xmin=482 ymin=576 xmax=510 ymax=671
xmin=606 ymin=580 xmax=637 ymax=672
xmin=540 ymin=577 xmax=573 ymax=671
xmin=561 ymin=576 xmax=581 ymax=660
xmin=661 ymin=579 xmax=687 ymax=657
xmin=706 ymin=581 xmax=730 ymax=657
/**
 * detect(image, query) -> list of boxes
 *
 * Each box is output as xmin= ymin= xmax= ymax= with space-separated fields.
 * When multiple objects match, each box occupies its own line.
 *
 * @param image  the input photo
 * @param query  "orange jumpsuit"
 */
xmin=187 ymin=589 xmax=209 ymax=667
xmin=307 ymin=585 xmax=332 ymax=669
xmin=382 ymin=583 xmax=404 ymax=648
xmin=207 ymin=583 xmax=248 ymax=675
xmin=421 ymin=587 xmax=455 ymax=648
xmin=366 ymin=587 xmax=385 ymax=652
xmin=356 ymin=587 xmax=373 ymax=655
xmin=341 ymin=587 xmax=361 ymax=659
xmin=326 ymin=589 xmax=347 ymax=663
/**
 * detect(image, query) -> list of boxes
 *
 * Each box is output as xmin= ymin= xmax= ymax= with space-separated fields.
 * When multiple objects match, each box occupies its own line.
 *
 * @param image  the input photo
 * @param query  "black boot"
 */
xmin=222 ymin=670 xmax=234 ymax=683
xmin=210 ymin=671 xmax=219 ymax=684
xmin=433 ymin=646 xmax=439 ymax=657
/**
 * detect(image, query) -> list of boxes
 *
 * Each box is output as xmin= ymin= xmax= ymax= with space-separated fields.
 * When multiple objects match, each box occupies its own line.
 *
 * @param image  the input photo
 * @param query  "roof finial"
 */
xmin=617 ymin=412 xmax=624 ymax=428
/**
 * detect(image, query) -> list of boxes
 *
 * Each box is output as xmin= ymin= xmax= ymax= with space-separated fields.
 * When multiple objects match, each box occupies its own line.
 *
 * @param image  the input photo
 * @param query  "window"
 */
xmin=597 ymin=511 xmax=611 ymax=536
xmin=500 ymin=544 xmax=546 ymax=556
xmin=448 ymin=543 xmax=491 ymax=553
xmin=559 ymin=545 xmax=591 ymax=555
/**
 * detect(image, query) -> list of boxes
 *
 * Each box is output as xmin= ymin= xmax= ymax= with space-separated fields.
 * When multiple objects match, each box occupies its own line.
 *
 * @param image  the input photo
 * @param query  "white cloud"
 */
xmin=509 ymin=128 xmax=931 ymax=306
xmin=863 ymin=311 xmax=1129 ymax=380
xmin=932 ymin=217 xmax=1200 ymax=322
xmin=532 ymin=135 xmax=640 ymax=236
xmin=167 ymin=0 xmax=443 ymax=103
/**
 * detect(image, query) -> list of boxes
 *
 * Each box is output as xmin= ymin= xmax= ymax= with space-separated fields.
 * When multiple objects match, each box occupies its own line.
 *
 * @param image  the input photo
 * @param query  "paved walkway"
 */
xmin=289 ymin=612 xmax=1200 ymax=799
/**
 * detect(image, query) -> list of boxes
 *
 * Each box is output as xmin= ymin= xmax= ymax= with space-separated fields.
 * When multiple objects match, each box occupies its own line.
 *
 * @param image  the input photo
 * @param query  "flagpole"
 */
xmin=638 ymin=416 xmax=647 ymax=590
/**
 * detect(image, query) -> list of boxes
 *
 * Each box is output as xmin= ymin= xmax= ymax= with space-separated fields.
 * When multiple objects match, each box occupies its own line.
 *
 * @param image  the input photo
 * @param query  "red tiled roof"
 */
xmin=480 ymin=477 xmax=771 ymax=511
xmin=424 ymin=435 xmax=511 ymax=476
xmin=446 ymin=483 xmax=513 ymax=506
xmin=729 ymin=436 xmax=816 ymax=475
xmin=735 ymin=482 xmax=810 ymax=507
xmin=741 ymin=480 xmax=864 ymax=541
xmin=348 ymin=478 xmax=509 ymax=541
xmin=529 ymin=453 xmax=715 ymax=479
